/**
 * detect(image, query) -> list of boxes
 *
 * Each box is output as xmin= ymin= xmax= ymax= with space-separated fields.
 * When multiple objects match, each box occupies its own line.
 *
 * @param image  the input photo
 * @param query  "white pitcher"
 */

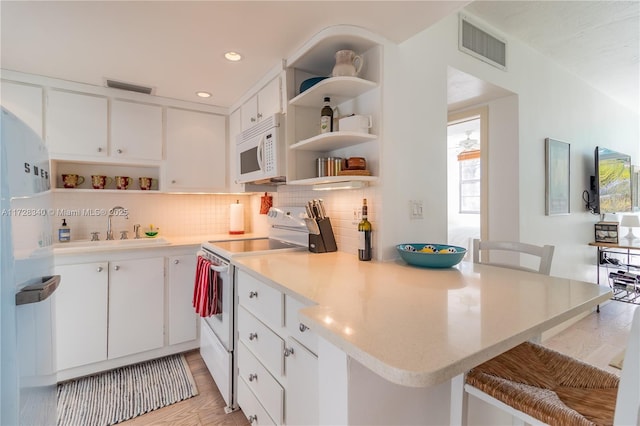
xmin=332 ymin=50 xmax=363 ymax=77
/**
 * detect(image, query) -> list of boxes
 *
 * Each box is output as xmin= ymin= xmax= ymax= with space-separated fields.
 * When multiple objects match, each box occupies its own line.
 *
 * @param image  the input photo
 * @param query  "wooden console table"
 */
xmin=589 ymin=241 xmax=640 ymax=304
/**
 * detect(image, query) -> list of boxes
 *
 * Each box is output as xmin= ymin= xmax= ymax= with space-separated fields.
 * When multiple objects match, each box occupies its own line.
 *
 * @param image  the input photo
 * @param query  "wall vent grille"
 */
xmin=459 ymin=14 xmax=507 ymax=70
xmin=104 ymin=78 xmax=155 ymax=95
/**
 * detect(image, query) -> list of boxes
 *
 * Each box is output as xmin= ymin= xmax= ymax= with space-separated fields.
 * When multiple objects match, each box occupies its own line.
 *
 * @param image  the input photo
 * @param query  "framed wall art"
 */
xmin=545 ymin=138 xmax=570 ymax=215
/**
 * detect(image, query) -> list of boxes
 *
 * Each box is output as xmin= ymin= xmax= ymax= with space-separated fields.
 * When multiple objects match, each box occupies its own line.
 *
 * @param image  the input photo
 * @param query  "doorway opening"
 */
xmin=447 ymin=108 xmax=488 ymax=253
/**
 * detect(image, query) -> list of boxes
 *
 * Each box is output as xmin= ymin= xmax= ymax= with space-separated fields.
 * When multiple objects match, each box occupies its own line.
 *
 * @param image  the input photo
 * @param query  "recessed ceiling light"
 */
xmin=224 ymin=51 xmax=242 ymax=62
xmin=196 ymin=91 xmax=212 ymax=98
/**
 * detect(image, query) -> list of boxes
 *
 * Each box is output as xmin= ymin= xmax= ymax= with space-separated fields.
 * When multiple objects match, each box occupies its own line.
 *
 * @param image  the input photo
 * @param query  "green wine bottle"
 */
xmin=358 ymin=198 xmax=372 ymax=261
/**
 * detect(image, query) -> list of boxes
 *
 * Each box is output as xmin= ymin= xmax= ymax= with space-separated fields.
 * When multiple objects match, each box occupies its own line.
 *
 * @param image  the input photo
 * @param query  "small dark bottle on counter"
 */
xmin=320 ymin=97 xmax=333 ymax=134
xmin=358 ymin=198 xmax=372 ymax=261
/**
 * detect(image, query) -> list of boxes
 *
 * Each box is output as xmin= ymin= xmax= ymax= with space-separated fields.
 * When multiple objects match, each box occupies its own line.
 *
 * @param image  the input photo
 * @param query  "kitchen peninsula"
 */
xmin=233 ymin=251 xmax=611 ymax=425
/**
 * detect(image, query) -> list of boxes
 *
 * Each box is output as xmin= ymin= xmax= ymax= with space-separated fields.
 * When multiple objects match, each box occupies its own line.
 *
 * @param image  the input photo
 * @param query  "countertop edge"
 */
xmin=299 ymin=288 xmax=612 ymax=388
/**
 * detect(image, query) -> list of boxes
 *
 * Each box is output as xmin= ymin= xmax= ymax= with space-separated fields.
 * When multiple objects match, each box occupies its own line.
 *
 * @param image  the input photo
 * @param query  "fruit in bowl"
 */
xmin=144 ymin=224 xmax=159 ymax=238
xmin=396 ymin=243 xmax=467 ymax=268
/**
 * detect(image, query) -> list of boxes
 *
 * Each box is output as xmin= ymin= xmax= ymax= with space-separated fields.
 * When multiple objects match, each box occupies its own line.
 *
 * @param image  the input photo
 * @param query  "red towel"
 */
xmin=193 ymin=255 xmax=221 ymax=317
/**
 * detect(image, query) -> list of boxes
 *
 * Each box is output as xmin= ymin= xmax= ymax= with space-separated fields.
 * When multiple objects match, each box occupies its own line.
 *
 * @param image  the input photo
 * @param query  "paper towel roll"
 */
xmin=229 ymin=201 xmax=245 ymax=234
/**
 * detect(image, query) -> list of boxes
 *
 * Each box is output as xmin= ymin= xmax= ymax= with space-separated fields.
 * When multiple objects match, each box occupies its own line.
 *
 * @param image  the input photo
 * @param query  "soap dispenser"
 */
xmin=58 ymin=218 xmax=71 ymax=243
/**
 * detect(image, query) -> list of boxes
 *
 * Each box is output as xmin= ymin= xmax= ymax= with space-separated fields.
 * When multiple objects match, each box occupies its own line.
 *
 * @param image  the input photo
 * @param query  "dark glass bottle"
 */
xmin=358 ymin=198 xmax=372 ymax=261
xmin=320 ymin=97 xmax=333 ymax=134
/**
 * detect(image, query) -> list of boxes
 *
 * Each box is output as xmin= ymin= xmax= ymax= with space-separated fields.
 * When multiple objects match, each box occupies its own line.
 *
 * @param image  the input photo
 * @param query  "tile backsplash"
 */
xmin=52 ymin=192 xmax=254 ymax=241
xmin=52 ymin=185 xmax=379 ymax=257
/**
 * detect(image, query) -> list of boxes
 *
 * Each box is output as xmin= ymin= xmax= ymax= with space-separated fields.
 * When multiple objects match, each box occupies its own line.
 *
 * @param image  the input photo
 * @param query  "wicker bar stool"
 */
xmin=452 ymin=307 xmax=640 ymax=425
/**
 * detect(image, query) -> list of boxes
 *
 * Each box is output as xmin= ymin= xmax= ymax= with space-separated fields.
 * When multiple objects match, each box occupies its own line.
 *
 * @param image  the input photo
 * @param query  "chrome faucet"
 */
xmin=106 ymin=206 xmax=128 ymax=240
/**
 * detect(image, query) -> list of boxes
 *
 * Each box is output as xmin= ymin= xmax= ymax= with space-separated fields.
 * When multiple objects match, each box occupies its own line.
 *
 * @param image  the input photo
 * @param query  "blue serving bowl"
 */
xmin=396 ymin=243 xmax=467 ymax=268
xmin=299 ymin=76 xmax=328 ymax=94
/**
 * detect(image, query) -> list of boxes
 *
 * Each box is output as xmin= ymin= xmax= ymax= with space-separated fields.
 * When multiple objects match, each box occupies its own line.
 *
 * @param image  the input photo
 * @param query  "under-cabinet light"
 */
xmin=196 ymin=91 xmax=212 ymax=98
xmin=312 ymin=181 xmax=367 ymax=191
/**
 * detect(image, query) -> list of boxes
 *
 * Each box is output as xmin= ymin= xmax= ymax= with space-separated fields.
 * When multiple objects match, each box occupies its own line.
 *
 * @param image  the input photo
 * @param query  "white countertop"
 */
xmin=233 ymin=251 xmax=612 ymax=388
xmin=52 ymin=232 xmax=267 ymax=255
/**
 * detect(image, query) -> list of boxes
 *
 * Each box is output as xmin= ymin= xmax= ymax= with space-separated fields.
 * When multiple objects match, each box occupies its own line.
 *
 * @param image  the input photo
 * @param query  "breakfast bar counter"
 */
xmin=233 ymin=251 xmax=611 ymax=424
xmin=234 ymin=251 xmax=611 ymax=387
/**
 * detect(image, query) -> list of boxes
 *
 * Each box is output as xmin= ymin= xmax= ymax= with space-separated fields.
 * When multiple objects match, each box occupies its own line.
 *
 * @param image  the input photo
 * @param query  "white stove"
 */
xmin=198 ymin=207 xmax=308 ymax=413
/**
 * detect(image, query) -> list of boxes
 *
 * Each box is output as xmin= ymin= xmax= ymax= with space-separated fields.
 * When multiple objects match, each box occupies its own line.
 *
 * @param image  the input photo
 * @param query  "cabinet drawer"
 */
xmin=238 ymin=377 xmax=276 ymax=426
xmin=285 ymin=295 xmax=318 ymax=355
xmin=238 ymin=306 xmax=284 ymax=378
xmin=238 ymin=341 xmax=284 ymax=424
xmin=238 ymin=270 xmax=284 ymax=330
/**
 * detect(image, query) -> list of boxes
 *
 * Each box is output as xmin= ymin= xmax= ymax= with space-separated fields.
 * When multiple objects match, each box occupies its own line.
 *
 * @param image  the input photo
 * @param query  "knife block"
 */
xmin=308 ymin=218 xmax=337 ymax=253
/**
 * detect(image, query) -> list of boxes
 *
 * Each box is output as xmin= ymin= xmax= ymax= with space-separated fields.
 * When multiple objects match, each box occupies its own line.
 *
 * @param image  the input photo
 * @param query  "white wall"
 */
xmin=382 ymin=12 xmax=639 ymax=281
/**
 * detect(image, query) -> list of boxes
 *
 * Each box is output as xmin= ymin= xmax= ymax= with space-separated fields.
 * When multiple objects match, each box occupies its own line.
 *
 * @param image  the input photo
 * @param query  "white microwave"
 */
xmin=235 ymin=113 xmax=286 ymax=184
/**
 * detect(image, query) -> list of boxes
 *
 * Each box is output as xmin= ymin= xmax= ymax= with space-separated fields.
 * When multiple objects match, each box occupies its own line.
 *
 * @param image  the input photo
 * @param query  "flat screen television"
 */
xmin=594 ymin=146 xmax=632 ymax=214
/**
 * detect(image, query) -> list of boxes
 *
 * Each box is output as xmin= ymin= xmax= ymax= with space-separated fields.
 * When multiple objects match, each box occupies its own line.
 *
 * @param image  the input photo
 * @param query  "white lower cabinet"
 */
xmin=284 ymin=337 xmax=319 ymax=426
xmin=168 ymin=254 xmax=198 ymax=345
xmin=108 ymin=257 xmax=164 ymax=359
xmin=236 ymin=270 xmax=318 ymax=426
xmin=54 ymin=261 xmax=109 ymax=370
xmin=54 ymin=247 xmax=199 ymax=379
xmin=238 ymin=377 xmax=276 ymax=426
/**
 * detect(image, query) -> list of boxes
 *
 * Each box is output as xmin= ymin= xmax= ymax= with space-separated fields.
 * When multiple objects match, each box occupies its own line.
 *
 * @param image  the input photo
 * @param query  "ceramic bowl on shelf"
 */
xmin=299 ymin=76 xmax=328 ymax=94
xmin=396 ymin=243 xmax=466 ymax=268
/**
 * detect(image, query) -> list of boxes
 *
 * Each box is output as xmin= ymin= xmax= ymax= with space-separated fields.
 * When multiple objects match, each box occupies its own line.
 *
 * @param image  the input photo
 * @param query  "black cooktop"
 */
xmin=205 ymin=238 xmax=302 ymax=255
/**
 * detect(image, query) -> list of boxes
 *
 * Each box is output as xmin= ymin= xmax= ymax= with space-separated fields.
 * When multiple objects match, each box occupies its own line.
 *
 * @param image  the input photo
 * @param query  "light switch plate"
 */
xmin=409 ymin=200 xmax=423 ymax=220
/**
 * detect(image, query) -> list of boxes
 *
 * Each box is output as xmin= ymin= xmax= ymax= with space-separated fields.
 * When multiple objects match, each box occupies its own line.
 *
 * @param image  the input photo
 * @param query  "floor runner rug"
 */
xmin=57 ymin=354 xmax=198 ymax=426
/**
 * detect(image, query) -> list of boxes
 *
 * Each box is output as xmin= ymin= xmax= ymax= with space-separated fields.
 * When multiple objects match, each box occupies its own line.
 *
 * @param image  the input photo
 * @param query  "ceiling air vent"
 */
xmin=459 ymin=14 xmax=507 ymax=70
xmin=104 ymin=78 xmax=155 ymax=95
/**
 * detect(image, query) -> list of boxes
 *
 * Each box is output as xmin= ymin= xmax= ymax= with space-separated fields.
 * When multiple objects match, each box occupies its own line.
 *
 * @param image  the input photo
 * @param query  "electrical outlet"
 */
xmin=352 ymin=207 xmax=362 ymax=225
xmin=409 ymin=200 xmax=424 ymax=220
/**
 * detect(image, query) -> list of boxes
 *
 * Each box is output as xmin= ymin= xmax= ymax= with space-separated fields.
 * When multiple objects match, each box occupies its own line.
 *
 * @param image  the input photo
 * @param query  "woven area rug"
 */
xmin=57 ymin=354 xmax=198 ymax=426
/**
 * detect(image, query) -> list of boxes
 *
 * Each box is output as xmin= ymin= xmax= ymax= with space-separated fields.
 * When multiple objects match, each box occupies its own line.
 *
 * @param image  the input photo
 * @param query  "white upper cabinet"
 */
xmin=228 ymin=107 xmax=243 ymax=192
xmin=46 ymin=89 xmax=108 ymax=158
xmin=110 ymin=99 xmax=163 ymax=161
xmin=1 ymin=80 xmax=43 ymax=138
xmin=240 ymin=76 xmax=282 ymax=131
xmin=165 ymin=107 xmax=226 ymax=192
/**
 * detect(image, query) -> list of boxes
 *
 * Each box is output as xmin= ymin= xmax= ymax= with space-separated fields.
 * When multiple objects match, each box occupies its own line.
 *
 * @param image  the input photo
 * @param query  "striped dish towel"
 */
xmin=193 ymin=256 xmax=221 ymax=317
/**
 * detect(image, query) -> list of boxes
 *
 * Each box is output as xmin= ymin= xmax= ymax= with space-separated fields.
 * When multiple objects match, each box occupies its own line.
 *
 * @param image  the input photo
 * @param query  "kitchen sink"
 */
xmin=53 ymin=237 xmax=171 ymax=253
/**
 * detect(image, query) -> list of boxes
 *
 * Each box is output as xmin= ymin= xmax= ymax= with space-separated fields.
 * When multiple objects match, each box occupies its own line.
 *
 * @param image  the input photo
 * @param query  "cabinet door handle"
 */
xmin=114 ymin=265 xmax=120 ymax=271
xmin=248 ymin=414 xmax=257 ymax=424
xmin=257 ymin=112 xmax=263 ymax=119
xmin=97 ymin=147 xmax=103 ymax=153
xmin=248 ymin=332 xmax=257 ymax=341
xmin=299 ymin=323 xmax=309 ymax=333
xmin=251 ymin=117 xmax=256 ymax=123
xmin=117 ymin=148 xmax=123 ymax=154
xmin=248 ymin=373 xmax=257 ymax=382
xmin=171 ymin=180 xmax=176 ymax=184
xmin=249 ymin=291 xmax=258 ymax=298
xmin=174 ymin=259 xmax=179 ymax=264
xmin=284 ymin=346 xmax=295 ymax=357
xmin=96 ymin=266 xmax=103 ymax=272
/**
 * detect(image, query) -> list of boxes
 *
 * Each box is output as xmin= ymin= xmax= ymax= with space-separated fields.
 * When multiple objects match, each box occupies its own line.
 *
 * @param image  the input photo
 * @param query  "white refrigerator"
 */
xmin=1 ymin=106 xmax=58 ymax=425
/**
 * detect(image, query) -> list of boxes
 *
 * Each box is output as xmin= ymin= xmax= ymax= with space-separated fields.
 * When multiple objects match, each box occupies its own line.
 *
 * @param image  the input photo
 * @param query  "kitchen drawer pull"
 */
xmin=284 ymin=347 xmax=295 ymax=357
xmin=248 ymin=373 xmax=257 ymax=382
xmin=117 ymin=148 xmax=123 ymax=154
xmin=248 ymin=414 xmax=257 ymax=424
xmin=96 ymin=266 xmax=103 ymax=272
xmin=248 ymin=332 xmax=258 ymax=341
xmin=97 ymin=147 xmax=103 ymax=153
xmin=249 ymin=291 xmax=258 ymax=298
xmin=174 ymin=259 xmax=179 ymax=264
xmin=113 ymin=265 xmax=120 ymax=271
xmin=299 ymin=323 xmax=309 ymax=332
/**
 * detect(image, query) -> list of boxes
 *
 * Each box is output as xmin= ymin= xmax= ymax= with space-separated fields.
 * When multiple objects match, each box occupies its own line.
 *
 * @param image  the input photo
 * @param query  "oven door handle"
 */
xmin=210 ymin=263 xmax=229 ymax=274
